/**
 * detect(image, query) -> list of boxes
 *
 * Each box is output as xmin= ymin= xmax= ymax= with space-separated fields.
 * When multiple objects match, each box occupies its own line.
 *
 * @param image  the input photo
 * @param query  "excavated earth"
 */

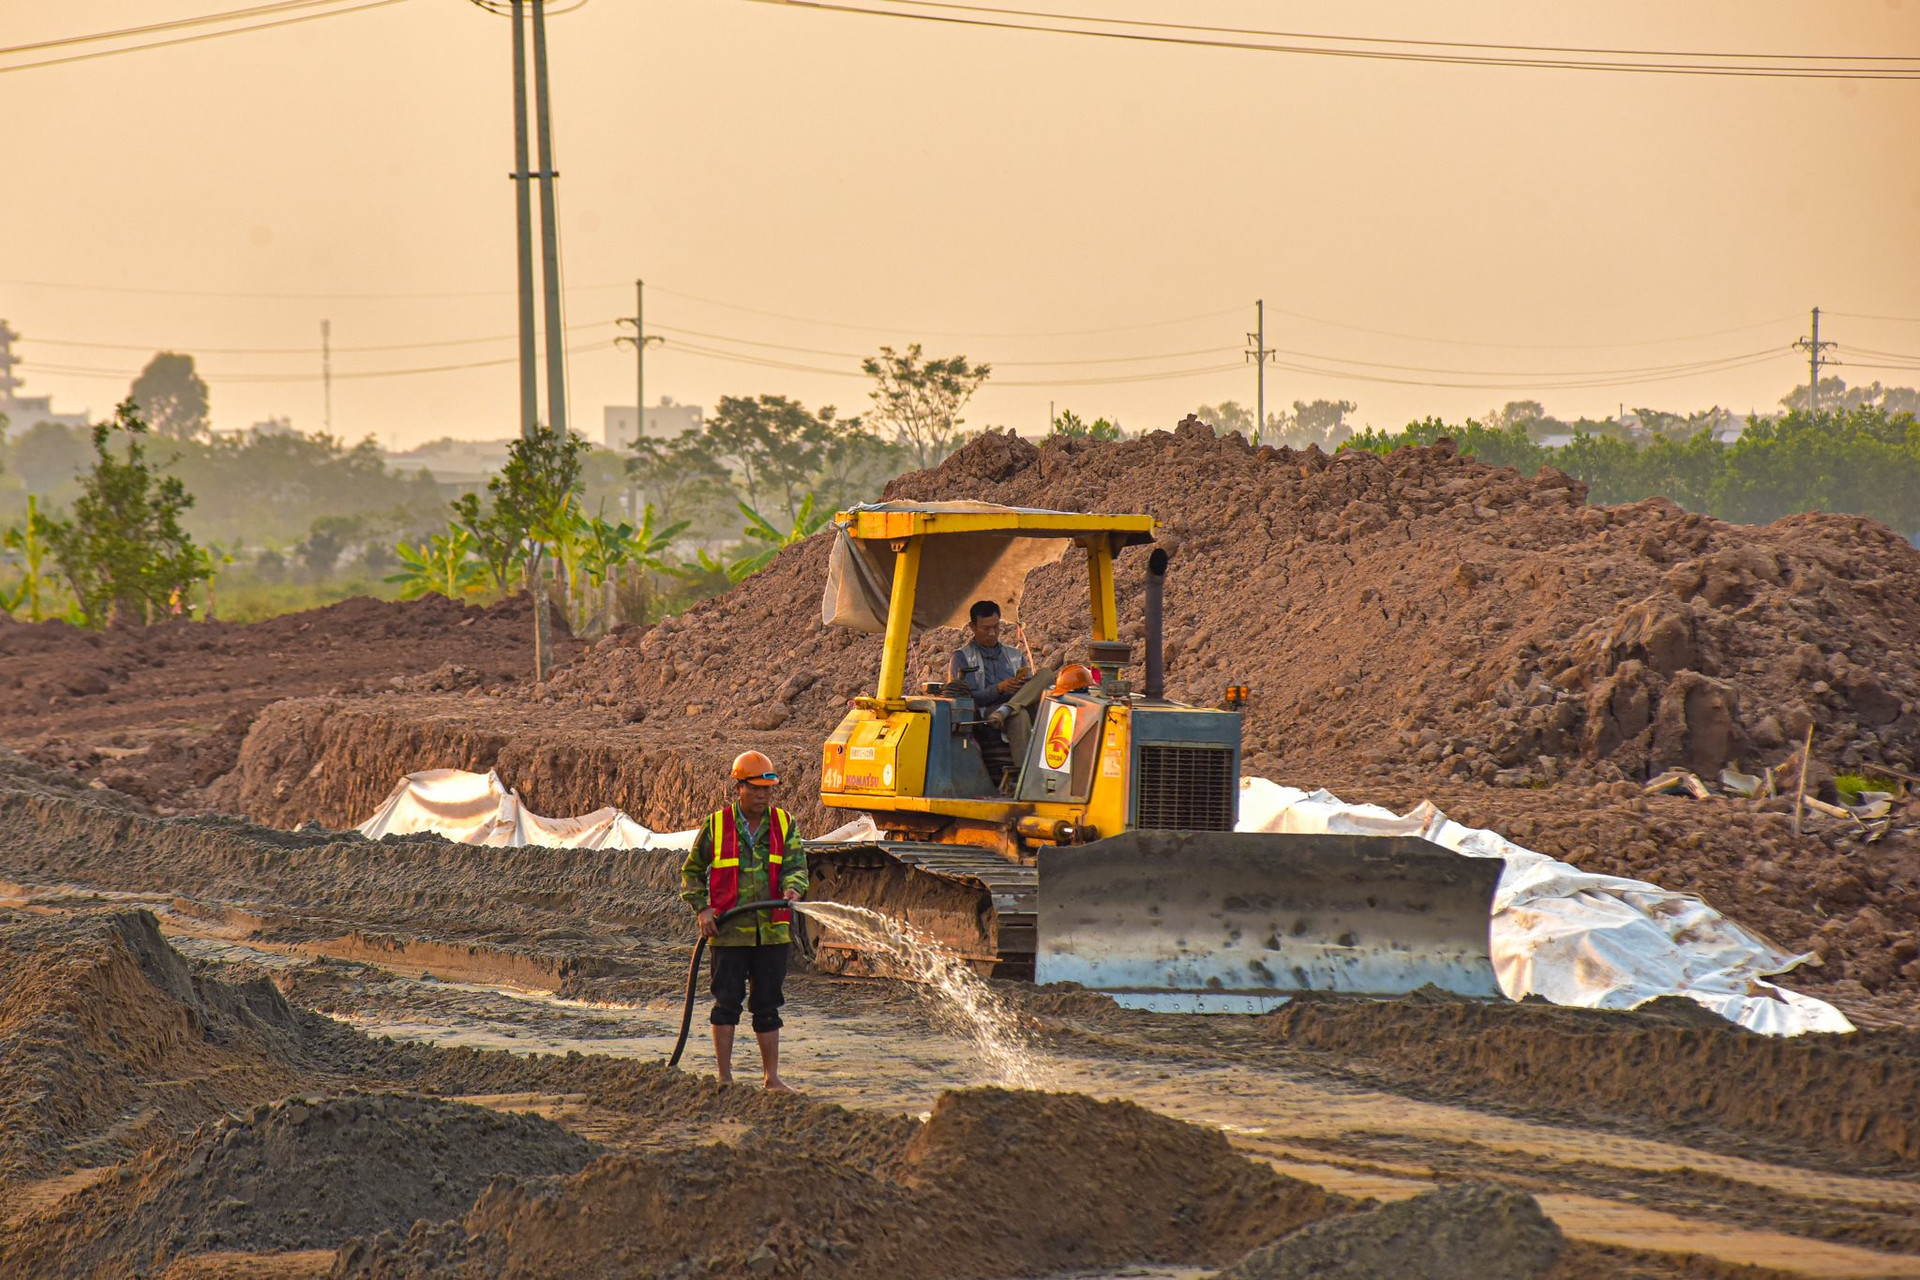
xmin=4 ymin=423 xmax=1920 ymax=1275
xmin=0 ymin=757 xmax=1918 ymax=1277
xmin=0 ymin=591 xmax=576 ymax=813
xmin=200 ymin=424 xmax=1920 ymax=1023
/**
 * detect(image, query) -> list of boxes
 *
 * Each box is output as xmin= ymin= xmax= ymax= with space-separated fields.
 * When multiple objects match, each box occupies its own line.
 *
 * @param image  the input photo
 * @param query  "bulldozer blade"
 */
xmin=1036 ymin=830 xmax=1503 ymax=1012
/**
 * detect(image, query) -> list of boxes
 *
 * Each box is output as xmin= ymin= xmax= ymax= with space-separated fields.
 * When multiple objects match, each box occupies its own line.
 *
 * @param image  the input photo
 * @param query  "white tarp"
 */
xmin=355 ymin=767 xmax=1852 ymax=1037
xmin=355 ymin=769 xmax=698 ymax=851
xmin=1237 ymin=778 xmax=1853 ymax=1037
xmin=355 ymin=768 xmax=881 ymax=851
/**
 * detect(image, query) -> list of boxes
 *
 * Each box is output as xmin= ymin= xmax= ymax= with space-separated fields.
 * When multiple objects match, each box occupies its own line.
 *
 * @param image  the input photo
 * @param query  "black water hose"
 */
xmin=666 ymin=898 xmax=792 ymax=1069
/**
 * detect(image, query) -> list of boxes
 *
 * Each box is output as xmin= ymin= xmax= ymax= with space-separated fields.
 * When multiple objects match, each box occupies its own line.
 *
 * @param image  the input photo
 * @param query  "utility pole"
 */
xmin=530 ymin=0 xmax=567 ymax=436
xmin=320 ymin=319 xmax=332 ymax=433
xmin=510 ymin=0 xmax=538 ymax=437
xmin=615 ymin=278 xmax=664 ymax=450
xmin=1792 ymin=306 xmax=1837 ymax=414
xmin=1245 ymin=300 xmax=1275 ymax=445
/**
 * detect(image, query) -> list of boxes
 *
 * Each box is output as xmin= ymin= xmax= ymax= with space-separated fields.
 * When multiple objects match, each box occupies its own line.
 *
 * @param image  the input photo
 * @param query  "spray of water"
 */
xmin=794 ymin=901 xmax=1049 ymax=1089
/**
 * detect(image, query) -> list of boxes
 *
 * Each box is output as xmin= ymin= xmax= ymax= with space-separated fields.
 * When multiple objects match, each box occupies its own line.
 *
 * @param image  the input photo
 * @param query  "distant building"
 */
xmin=246 ymin=416 xmax=298 ymax=440
xmin=380 ymin=437 xmax=516 ymax=486
xmin=604 ymin=397 xmax=704 ymax=450
xmin=0 ymin=320 xmax=91 ymax=431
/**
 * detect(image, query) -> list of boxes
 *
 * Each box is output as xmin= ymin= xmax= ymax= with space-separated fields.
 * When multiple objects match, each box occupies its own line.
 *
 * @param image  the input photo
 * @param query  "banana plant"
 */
xmin=727 ymin=493 xmax=827 ymax=582
xmin=386 ymin=527 xmax=486 ymax=601
xmin=198 ymin=541 xmax=237 ymax=621
xmin=0 ymin=496 xmax=57 ymax=622
xmin=529 ymin=494 xmax=589 ymax=631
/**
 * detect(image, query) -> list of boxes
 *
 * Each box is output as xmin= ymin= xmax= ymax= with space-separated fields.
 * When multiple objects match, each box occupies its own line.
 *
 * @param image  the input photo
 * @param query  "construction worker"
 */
xmin=680 ymin=750 xmax=808 ymax=1091
xmin=950 ymin=600 xmax=1054 ymax=776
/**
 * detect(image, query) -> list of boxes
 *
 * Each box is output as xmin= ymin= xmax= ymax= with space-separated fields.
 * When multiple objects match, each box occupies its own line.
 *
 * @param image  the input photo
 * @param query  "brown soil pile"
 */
xmin=534 ymin=422 xmax=1920 ymax=794
xmin=333 ymin=1087 xmax=1349 ymax=1280
xmin=2 ymin=1094 xmax=594 ymax=1277
xmin=206 ymin=424 xmax=1920 ymax=1019
xmin=1263 ymin=992 xmax=1920 ymax=1169
xmin=0 ymin=909 xmax=316 ymax=1196
xmin=0 ymin=591 xmax=574 ymax=812
xmin=1220 ymin=1181 xmax=1565 ymax=1280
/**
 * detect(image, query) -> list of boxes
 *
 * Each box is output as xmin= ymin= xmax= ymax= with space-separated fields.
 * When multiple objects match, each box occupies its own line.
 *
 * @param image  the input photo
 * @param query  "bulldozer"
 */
xmin=805 ymin=501 xmax=1502 ymax=1011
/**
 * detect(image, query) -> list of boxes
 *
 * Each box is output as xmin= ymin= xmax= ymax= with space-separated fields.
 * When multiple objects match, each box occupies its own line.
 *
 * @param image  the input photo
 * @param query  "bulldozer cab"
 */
xmin=819 ymin=502 xmax=1162 ymax=836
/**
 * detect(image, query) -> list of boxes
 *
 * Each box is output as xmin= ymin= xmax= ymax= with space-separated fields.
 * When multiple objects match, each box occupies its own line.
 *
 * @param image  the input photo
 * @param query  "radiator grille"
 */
xmin=1134 ymin=745 xmax=1235 ymax=831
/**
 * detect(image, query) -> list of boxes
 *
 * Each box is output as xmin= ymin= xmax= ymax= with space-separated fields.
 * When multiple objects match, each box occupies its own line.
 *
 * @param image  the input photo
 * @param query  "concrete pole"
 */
xmin=511 ymin=0 xmax=537 ymax=438
xmin=1809 ymin=307 xmax=1820 ymax=414
xmin=645 ymin=276 xmax=652 ymax=445
xmin=1256 ymin=299 xmax=1265 ymax=446
xmin=531 ymin=0 xmax=568 ymax=436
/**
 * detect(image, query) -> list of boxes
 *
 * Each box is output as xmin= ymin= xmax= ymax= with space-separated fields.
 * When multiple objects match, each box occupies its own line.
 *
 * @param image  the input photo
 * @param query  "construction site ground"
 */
xmin=3 ymin=425 xmax=1919 ymax=1276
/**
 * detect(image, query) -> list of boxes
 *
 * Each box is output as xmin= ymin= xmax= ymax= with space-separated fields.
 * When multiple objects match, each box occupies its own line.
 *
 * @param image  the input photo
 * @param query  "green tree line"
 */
xmin=1343 ymin=405 xmax=1920 ymax=533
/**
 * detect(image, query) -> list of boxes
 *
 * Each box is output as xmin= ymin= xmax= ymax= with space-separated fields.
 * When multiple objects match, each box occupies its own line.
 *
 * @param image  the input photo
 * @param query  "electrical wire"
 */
xmin=1829 ymin=311 xmax=1920 ymax=325
xmin=644 ymin=285 xmax=1248 ymax=338
xmin=870 ymin=0 xmax=1918 ymax=64
xmin=0 ymin=0 xmax=411 ymax=76
xmin=742 ymin=0 xmax=1920 ymax=80
xmin=22 ymin=321 xmax=619 ymax=356
xmin=0 ymin=0 xmax=353 ymax=56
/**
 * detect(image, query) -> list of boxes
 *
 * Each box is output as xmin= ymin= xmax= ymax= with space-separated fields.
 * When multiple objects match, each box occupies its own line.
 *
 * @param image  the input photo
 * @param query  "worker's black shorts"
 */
xmin=709 ymin=942 xmax=789 ymax=1033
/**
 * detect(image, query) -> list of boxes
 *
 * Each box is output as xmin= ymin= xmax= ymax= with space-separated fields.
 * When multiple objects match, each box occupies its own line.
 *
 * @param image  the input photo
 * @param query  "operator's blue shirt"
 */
xmin=949 ymin=640 xmax=1023 ymax=711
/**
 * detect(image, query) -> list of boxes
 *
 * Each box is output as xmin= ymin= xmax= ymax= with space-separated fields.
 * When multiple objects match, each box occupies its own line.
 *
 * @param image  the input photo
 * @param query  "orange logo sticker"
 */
xmin=1042 ymin=703 xmax=1076 ymax=771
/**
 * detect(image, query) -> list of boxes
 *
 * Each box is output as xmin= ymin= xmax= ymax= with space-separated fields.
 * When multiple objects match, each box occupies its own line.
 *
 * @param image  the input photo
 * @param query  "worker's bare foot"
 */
xmin=716 ymin=1070 xmax=733 ymax=1085
xmin=763 ymin=1076 xmax=794 ymax=1093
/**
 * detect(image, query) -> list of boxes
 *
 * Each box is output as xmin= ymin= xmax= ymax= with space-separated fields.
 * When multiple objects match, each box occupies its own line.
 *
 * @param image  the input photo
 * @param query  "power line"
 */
xmin=870 ymin=0 xmax=1918 ymax=64
xmin=20 ymin=321 xmax=619 ymax=356
xmin=645 ymin=285 xmax=1248 ymax=338
xmin=1 ymin=0 xmax=351 ymax=56
xmin=1828 ymin=310 xmax=1920 ymax=325
xmin=0 ymin=0 xmax=411 ymax=76
xmin=743 ymin=0 xmax=1920 ymax=80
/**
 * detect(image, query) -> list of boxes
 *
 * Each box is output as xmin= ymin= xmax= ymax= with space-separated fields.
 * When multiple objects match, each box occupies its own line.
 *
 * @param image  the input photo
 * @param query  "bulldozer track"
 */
xmin=804 ymin=840 xmax=1039 ymax=979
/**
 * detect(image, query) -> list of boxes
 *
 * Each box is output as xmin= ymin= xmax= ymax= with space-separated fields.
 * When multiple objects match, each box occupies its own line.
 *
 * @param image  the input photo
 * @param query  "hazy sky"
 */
xmin=4 ymin=0 xmax=1917 ymax=449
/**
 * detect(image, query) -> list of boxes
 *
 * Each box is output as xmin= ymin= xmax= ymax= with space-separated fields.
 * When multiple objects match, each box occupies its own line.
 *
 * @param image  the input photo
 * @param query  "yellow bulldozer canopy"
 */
xmin=821 ymin=502 xmax=1155 ymax=633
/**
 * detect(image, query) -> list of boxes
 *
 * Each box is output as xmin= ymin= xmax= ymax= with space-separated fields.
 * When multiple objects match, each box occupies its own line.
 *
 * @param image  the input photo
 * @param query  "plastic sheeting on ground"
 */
xmin=1237 ymin=778 xmax=1854 ymax=1037
xmin=355 ymin=768 xmax=882 ymax=851
xmin=356 ymin=767 xmax=1851 ymax=1037
xmin=355 ymin=768 xmax=697 ymax=851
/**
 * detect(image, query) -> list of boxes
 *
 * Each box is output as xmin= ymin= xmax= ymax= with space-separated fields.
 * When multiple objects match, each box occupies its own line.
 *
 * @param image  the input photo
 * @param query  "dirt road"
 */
xmin=2 ymin=760 xmax=1916 ymax=1278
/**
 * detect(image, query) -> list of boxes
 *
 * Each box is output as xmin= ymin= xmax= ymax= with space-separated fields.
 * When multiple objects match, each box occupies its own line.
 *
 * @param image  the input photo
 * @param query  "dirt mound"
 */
xmin=0 ymin=591 xmax=575 ymax=811
xmin=0 ymin=909 xmax=315 ymax=1195
xmin=533 ymin=424 xmax=1920 ymax=792
xmin=203 ymin=425 xmax=1920 ymax=1017
xmin=2 ymin=1094 xmax=594 ymax=1277
xmin=1220 ymin=1181 xmax=1564 ymax=1280
xmin=334 ymin=1087 xmax=1349 ymax=1279
xmin=1263 ymin=993 xmax=1920 ymax=1169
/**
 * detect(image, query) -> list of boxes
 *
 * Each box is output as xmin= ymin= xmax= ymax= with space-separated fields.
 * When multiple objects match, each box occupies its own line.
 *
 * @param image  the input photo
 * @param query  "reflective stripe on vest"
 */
xmin=707 ymin=806 xmax=793 ymax=925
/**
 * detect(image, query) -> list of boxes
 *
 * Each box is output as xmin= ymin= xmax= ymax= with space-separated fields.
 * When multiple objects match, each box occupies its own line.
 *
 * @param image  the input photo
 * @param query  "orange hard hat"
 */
xmin=1051 ymin=664 xmax=1095 ymax=697
xmin=730 ymin=750 xmax=779 ymax=786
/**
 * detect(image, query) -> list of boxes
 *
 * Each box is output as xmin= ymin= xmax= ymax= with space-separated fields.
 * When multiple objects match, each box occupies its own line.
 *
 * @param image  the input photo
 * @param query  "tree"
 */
xmin=706 ymin=394 xmax=830 ymax=520
xmin=11 ymin=421 xmax=91 ymax=495
xmin=129 ymin=352 xmax=211 ymax=442
xmin=492 ymin=425 xmax=588 ymax=677
xmin=627 ymin=429 xmax=734 ymax=532
xmin=450 ymin=490 xmax=523 ymax=596
xmin=862 ymin=344 xmax=990 ymax=470
xmin=1193 ymin=401 xmax=1254 ymax=438
xmin=1050 ymin=409 xmax=1124 ymax=441
xmin=1286 ymin=398 xmax=1358 ymax=448
xmin=1486 ymin=400 xmax=1547 ymax=433
xmin=43 ymin=399 xmax=210 ymax=626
